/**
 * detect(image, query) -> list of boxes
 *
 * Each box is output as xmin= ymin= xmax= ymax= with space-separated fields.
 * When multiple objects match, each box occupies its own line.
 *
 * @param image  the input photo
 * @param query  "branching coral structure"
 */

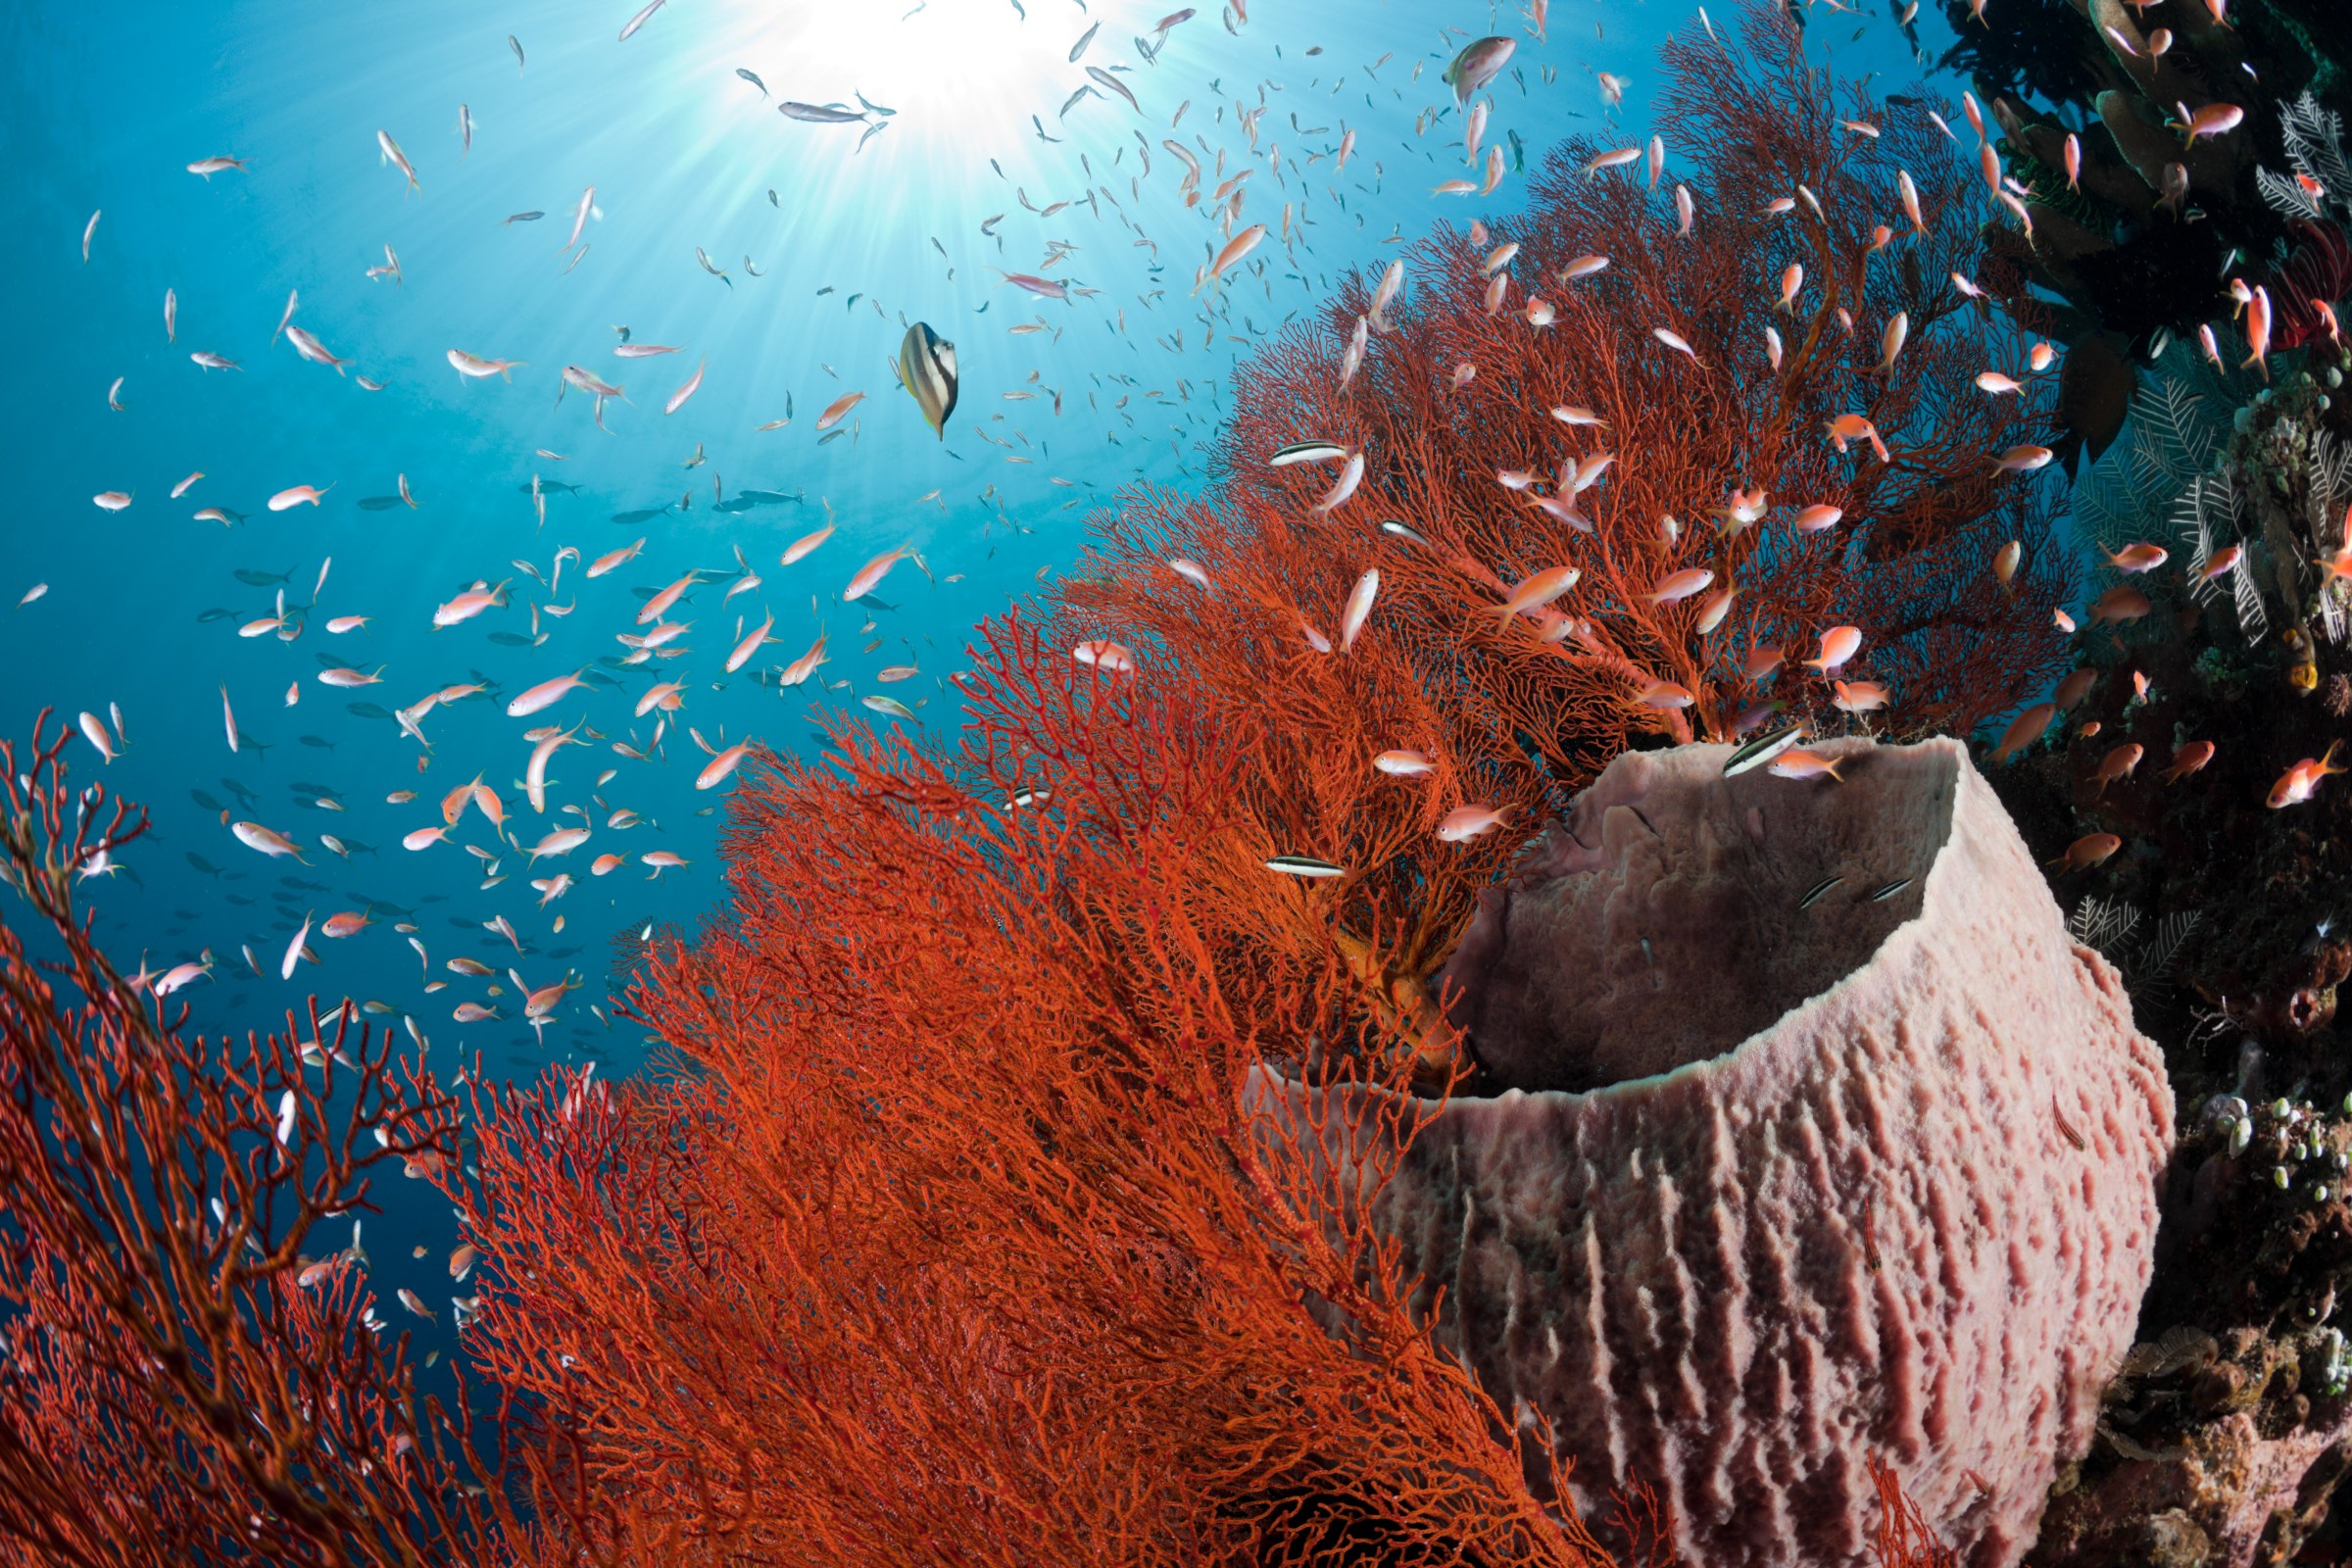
xmin=0 ymin=712 xmax=568 ymax=1568
xmin=1059 ymin=5 xmax=2074 ymax=782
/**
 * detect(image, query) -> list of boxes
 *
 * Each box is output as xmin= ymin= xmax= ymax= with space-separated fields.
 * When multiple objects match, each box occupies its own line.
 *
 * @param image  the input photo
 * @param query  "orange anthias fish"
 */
xmin=2162 ymin=739 xmax=2215 ymax=783
xmin=1645 ymin=567 xmax=1712 ymax=605
xmin=2269 ymin=741 xmax=2346 ymax=808
xmin=1832 ymin=680 xmax=1887 ymax=713
xmin=844 ymin=546 xmax=914 ymax=602
xmin=1990 ymin=702 xmax=2057 ymax=764
xmin=1767 ymin=748 xmax=1843 ymax=782
xmin=2101 ymin=542 xmax=2169 ymax=573
xmin=1805 ymin=626 xmax=1862 ymax=671
xmin=2091 ymin=743 xmax=2143 ymax=797
xmin=2047 ymin=833 xmax=2123 ymax=872
xmin=2088 ymin=585 xmax=2154 ymax=626
xmin=1489 ymin=565 xmax=1580 ymax=618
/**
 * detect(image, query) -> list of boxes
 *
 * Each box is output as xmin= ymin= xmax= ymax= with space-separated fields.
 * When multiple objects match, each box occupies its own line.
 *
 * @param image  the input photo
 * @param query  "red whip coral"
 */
xmin=0 ymin=713 xmax=566 ymax=1568
xmin=1248 ymin=736 xmax=2174 ymax=1568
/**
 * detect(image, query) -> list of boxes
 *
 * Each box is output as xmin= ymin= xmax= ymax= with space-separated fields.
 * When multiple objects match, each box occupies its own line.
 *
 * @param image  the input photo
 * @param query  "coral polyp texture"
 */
xmin=1247 ymin=737 xmax=2175 ymax=1568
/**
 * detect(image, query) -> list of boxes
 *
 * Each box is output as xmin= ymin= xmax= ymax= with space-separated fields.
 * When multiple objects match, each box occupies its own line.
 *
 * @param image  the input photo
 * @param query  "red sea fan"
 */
xmin=0 ymin=712 xmax=572 ymax=1568
xmin=1063 ymin=3 xmax=2073 ymax=778
xmin=440 ymin=616 xmax=1661 ymax=1567
xmin=2270 ymin=220 xmax=2352 ymax=350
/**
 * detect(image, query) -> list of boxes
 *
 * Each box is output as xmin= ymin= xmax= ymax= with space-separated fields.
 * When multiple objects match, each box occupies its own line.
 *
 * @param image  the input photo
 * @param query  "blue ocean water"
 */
xmin=3 ymin=0 xmax=1950 ymax=1355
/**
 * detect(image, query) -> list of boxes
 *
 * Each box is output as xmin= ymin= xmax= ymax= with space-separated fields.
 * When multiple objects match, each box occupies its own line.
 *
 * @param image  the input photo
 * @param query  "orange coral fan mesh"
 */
xmin=0 ymin=711 xmax=571 ymax=1568
xmin=1868 ymin=1457 xmax=1967 ymax=1568
xmin=448 ymin=618 xmax=1649 ymax=1567
xmin=1056 ymin=5 xmax=2073 ymax=778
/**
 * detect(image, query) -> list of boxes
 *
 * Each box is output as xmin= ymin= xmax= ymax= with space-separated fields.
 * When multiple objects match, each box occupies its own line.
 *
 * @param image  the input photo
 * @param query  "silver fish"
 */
xmin=508 ymin=33 xmax=524 ymax=71
xmin=736 ymin=68 xmax=767 ymax=96
xmin=1068 ymin=20 xmax=1099 ymax=61
xmin=617 ymin=0 xmax=665 ymax=42
xmin=780 ymin=101 xmax=866 ymax=123
xmin=1087 ymin=65 xmax=1140 ymax=113
xmin=564 ymin=185 xmax=594 ymax=251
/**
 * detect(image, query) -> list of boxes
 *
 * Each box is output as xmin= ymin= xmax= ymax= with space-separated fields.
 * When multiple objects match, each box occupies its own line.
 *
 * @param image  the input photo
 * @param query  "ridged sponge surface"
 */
xmin=1246 ymin=737 xmax=2174 ymax=1568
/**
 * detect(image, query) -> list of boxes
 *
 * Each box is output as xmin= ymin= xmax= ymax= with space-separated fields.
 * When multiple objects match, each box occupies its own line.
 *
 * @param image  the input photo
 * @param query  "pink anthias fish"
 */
xmin=844 ymin=546 xmax=915 ymax=602
xmin=507 ymin=667 xmax=592 ymax=717
xmin=1436 ymin=803 xmax=1512 ymax=842
xmin=449 ymin=349 xmax=525 ymax=380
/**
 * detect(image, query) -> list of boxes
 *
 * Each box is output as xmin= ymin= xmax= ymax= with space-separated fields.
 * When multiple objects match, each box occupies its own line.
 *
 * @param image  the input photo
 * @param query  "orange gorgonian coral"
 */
xmin=1057 ymin=4 xmax=2075 ymax=778
xmin=439 ymin=615 xmax=1664 ymax=1566
xmin=0 ymin=711 xmax=581 ymax=1568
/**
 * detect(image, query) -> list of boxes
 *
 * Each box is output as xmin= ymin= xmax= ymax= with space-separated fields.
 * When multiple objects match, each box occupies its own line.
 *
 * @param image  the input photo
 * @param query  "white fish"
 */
xmin=77 ymin=710 xmax=117 ymax=761
xmin=232 ymin=821 xmax=307 ymax=861
xmin=618 ymin=0 xmax=666 ymax=40
xmin=664 ymin=360 xmax=706 ymax=415
xmin=1339 ymin=315 xmax=1369 ymax=388
xmin=1369 ymin=260 xmax=1404 ymax=329
xmin=281 ymin=914 xmax=312 ymax=981
xmin=220 ymin=684 xmax=239 ymax=753
xmin=1338 ymin=569 xmax=1379 ymax=653
xmin=564 ymin=185 xmax=595 ymax=252
xmin=1312 ymin=452 xmax=1364 ymax=514
xmin=164 ymin=288 xmax=176 ymax=342
xmin=268 ymin=484 xmax=331 ymax=512
xmin=1653 ymin=327 xmax=1698 ymax=362
xmin=526 ymin=723 xmax=580 ymax=812
xmin=376 ymin=129 xmax=418 ymax=192
xmin=449 ymin=349 xmax=523 ymax=380
xmin=81 ymin=210 xmax=99 ymax=262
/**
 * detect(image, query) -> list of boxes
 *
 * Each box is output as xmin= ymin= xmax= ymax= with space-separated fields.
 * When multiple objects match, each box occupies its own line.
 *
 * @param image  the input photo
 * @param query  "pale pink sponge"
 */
xmin=1246 ymin=736 xmax=2174 ymax=1568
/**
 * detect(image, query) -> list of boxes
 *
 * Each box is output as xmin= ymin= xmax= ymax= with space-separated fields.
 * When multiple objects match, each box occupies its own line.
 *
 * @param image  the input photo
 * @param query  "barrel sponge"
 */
xmin=1243 ymin=736 xmax=2174 ymax=1568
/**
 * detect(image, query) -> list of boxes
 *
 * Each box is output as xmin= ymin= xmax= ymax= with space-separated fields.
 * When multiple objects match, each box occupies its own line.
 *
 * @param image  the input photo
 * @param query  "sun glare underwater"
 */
xmin=5 ymin=0 xmax=1959 ymax=1136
